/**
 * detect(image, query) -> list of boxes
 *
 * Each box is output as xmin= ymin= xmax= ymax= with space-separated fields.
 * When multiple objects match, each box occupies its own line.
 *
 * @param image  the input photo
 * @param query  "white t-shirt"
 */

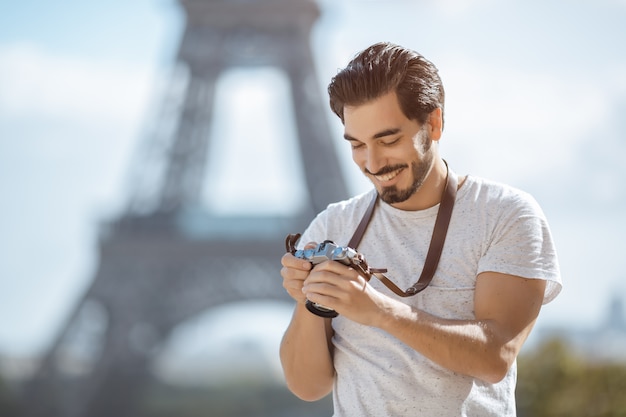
xmin=298 ymin=175 xmax=562 ymax=417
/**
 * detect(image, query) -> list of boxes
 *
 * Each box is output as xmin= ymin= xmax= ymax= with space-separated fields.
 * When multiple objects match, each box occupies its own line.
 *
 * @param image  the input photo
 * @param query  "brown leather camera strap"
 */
xmin=348 ymin=161 xmax=458 ymax=297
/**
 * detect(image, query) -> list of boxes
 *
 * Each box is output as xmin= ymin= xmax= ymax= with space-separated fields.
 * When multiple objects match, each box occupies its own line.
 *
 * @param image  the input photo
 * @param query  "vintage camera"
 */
xmin=293 ymin=240 xmax=367 ymax=318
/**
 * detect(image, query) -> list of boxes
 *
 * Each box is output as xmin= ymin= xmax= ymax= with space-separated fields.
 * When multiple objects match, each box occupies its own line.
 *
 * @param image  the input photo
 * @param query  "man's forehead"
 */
xmin=342 ymin=95 xmax=412 ymax=141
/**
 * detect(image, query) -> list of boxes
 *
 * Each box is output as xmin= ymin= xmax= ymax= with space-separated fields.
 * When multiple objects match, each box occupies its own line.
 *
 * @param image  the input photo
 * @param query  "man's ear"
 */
xmin=427 ymin=108 xmax=443 ymax=141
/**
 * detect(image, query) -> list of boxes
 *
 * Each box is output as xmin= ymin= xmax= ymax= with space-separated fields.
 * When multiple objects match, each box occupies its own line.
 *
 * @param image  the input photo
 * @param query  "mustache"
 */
xmin=365 ymin=164 xmax=408 ymax=177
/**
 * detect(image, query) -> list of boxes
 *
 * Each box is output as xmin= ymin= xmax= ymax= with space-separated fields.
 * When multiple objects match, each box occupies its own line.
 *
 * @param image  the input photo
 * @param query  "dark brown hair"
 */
xmin=328 ymin=42 xmax=445 ymax=127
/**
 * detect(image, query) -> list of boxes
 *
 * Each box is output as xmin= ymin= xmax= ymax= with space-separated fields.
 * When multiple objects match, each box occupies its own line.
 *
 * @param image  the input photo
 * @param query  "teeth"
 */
xmin=375 ymin=169 xmax=401 ymax=182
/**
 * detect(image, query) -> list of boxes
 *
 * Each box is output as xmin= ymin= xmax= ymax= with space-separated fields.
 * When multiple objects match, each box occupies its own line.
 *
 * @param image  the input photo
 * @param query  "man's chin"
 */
xmin=379 ymin=186 xmax=413 ymax=205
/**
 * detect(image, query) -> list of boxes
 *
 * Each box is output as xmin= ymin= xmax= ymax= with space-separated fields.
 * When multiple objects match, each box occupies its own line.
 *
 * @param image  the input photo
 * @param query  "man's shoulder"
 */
xmin=301 ymin=189 xmax=376 ymax=246
xmin=456 ymin=175 xmax=550 ymax=229
xmin=462 ymin=175 xmax=539 ymax=208
xmin=322 ymin=188 xmax=377 ymax=216
xmin=314 ymin=189 xmax=376 ymax=230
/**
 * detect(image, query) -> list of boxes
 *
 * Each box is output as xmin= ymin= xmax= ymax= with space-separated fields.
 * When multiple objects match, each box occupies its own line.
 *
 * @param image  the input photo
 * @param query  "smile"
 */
xmin=374 ymin=168 xmax=403 ymax=182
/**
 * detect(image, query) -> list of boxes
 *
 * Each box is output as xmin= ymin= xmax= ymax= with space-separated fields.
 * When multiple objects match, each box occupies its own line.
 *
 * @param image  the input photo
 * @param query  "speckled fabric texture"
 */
xmin=298 ymin=174 xmax=562 ymax=417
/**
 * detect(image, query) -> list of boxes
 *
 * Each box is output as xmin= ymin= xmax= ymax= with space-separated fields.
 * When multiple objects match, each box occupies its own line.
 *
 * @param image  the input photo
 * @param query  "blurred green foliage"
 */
xmin=3 ymin=338 xmax=626 ymax=417
xmin=517 ymin=338 xmax=626 ymax=417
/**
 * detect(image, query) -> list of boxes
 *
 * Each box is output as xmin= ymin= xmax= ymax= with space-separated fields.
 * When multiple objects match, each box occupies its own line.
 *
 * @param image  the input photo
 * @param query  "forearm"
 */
xmin=376 ymin=301 xmax=528 ymax=383
xmin=279 ymin=303 xmax=335 ymax=401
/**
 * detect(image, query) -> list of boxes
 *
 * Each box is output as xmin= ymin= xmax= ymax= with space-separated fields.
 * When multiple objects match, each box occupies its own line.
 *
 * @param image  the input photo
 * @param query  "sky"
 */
xmin=1 ymin=0 xmax=626 ymax=382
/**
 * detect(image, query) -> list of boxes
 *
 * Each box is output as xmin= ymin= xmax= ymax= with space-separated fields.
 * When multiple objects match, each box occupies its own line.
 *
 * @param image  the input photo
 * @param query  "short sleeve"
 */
xmin=477 ymin=193 xmax=562 ymax=304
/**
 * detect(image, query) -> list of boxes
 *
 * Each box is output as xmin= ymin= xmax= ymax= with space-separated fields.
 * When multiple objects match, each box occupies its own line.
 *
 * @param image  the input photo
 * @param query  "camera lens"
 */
xmin=332 ymin=247 xmax=345 ymax=258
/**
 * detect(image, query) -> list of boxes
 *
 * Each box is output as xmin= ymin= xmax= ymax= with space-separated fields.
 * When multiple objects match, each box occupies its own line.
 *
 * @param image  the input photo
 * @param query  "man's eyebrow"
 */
xmin=343 ymin=128 xmax=401 ymax=142
xmin=373 ymin=128 xmax=401 ymax=139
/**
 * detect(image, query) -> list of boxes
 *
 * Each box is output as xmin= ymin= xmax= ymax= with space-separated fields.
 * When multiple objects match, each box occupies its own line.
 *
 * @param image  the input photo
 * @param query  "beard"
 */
xmin=377 ymin=152 xmax=434 ymax=204
xmin=371 ymin=129 xmax=434 ymax=205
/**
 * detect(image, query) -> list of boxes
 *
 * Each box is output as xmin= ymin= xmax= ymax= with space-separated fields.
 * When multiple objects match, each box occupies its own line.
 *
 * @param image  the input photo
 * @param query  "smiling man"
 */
xmin=279 ymin=42 xmax=562 ymax=417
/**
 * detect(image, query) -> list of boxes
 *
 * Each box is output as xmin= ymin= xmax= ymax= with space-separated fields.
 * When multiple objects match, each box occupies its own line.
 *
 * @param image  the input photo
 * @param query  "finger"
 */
xmin=283 ymin=277 xmax=306 ymax=298
xmin=281 ymin=252 xmax=313 ymax=271
xmin=303 ymin=268 xmax=345 ymax=292
xmin=303 ymin=283 xmax=340 ymax=310
xmin=281 ymin=265 xmax=309 ymax=303
xmin=312 ymin=259 xmax=356 ymax=276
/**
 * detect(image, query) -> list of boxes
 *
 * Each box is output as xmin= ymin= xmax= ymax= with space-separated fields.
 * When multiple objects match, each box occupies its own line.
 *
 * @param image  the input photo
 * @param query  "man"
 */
xmin=279 ymin=42 xmax=562 ymax=416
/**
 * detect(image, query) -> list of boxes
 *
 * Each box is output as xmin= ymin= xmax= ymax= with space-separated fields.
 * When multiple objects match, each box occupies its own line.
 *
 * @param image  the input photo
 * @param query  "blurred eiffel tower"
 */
xmin=20 ymin=0 xmax=347 ymax=416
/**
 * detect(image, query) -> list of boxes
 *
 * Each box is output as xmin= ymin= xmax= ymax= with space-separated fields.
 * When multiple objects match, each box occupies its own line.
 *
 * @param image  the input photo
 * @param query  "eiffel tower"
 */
xmin=20 ymin=1 xmax=347 ymax=416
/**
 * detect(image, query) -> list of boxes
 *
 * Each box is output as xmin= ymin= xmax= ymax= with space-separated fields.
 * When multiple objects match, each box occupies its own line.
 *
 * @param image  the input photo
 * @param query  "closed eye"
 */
xmin=381 ymin=137 xmax=401 ymax=146
xmin=348 ymin=140 xmax=365 ymax=150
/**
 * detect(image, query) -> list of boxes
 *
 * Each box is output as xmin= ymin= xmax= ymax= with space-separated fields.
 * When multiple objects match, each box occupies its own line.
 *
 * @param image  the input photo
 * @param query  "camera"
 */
xmin=293 ymin=240 xmax=368 ymax=318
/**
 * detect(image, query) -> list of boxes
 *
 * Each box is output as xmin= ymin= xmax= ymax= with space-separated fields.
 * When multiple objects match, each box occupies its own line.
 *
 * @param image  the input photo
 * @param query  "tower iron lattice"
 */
xmin=20 ymin=1 xmax=348 ymax=416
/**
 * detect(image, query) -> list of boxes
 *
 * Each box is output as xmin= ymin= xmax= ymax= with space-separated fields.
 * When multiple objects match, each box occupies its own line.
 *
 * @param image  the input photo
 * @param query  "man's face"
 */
xmin=343 ymin=91 xmax=436 ymax=210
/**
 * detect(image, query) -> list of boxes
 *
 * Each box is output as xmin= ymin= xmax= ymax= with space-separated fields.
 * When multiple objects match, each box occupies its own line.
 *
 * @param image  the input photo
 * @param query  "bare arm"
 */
xmin=304 ymin=262 xmax=546 ymax=383
xmin=279 ymin=252 xmax=335 ymax=401
xmin=376 ymin=272 xmax=545 ymax=382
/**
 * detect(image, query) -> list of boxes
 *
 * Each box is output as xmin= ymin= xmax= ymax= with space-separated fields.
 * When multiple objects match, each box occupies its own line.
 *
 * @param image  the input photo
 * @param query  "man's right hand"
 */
xmin=281 ymin=242 xmax=317 ymax=304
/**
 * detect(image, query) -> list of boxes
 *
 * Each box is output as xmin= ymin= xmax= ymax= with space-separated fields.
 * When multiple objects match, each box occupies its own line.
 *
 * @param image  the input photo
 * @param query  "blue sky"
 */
xmin=1 ymin=0 xmax=626 ymax=379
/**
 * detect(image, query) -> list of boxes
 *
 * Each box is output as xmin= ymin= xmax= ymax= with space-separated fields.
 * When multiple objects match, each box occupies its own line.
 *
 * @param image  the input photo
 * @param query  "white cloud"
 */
xmin=203 ymin=67 xmax=308 ymax=215
xmin=0 ymin=42 xmax=156 ymax=125
xmin=430 ymin=0 xmax=496 ymax=14
xmin=0 ymin=42 xmax=163 ymax=356
xmin=438 ymin=56 xmax=616 ymax=184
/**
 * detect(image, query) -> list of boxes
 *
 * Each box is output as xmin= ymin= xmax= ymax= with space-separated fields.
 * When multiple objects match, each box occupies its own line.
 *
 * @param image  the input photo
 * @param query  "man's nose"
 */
xmin=365 ymin=148 xmax=386 ymax=175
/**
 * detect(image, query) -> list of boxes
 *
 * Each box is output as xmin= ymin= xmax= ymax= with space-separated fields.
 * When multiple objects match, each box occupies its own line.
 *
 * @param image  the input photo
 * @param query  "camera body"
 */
xmin=294 ymin=240 xmax=367 ymax=318
xmin=293 ymin=240 xmax=361 ymax=267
